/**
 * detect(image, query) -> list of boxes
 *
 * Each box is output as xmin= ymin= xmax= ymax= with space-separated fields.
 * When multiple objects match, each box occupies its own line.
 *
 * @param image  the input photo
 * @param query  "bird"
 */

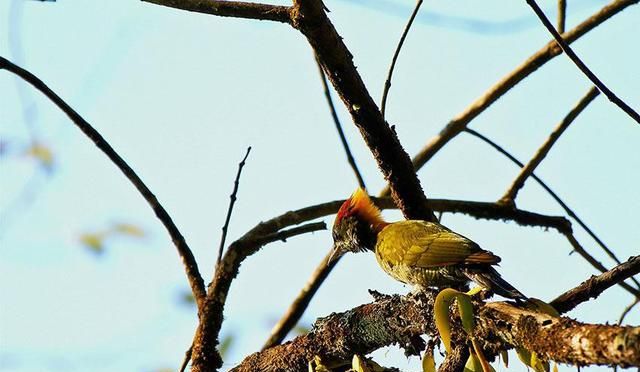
xmin=330 ymin=188 xmax=526 ymax=300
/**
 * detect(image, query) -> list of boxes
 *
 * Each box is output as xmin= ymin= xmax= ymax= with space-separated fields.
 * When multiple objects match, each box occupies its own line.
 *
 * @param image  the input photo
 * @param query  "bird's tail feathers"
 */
xmin=464 ymin=267 xmax=527 ymax=301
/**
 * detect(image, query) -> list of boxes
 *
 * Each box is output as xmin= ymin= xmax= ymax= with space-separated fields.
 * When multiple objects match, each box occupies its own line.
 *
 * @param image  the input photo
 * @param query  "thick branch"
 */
xmin=380 ymin=0 xmax=639 ymax=197
xmin=551 ymin=255 xmax=640 ymax=314
xmin=290 ymin=0 xmax=435 ymax=222
xmin=0 ymin=56 xmax=207 ymax=310
xmin=480 ymin=302 xmax=639 ymax=367
xmin=141 ymin=0 xmax=292 ymax=23
xmin=235 ymin=291 xmax=640 ymax=371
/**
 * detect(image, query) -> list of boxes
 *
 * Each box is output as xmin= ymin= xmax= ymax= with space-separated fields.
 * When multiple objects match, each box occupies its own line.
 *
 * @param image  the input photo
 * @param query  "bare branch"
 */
xmin=551 ymin=255 xmax=640 ymax=313
xmin=0 ymin=55 xmax=207 ymax=309
xmin=437 ymin=344 xmax=469 ymax=372
xmin=379 ymin=0 xmax=639 ymax=197
xmin=465 ymin=128 xmax=640 ymax=293
xmin=563 ymin=232 xmax=640 ymax=298
xmin=557 ymin=0 xmax=567 ymax=33
xmin=380 ymin=0 xmax=424 ymax=119
xmin=619 ymin=297 xmax=640 ymax=324
xmin=141 ymin=0 xmax=292 ymax=23
xmin=500 ymin=86 xmax=600 ymax=204
xmin=479 ymin=302 xmax=640 ymax=367
xmin=235 ymin=290 xmax=640 ymax=370
xmin=315 ymin=57 xmax=366 ymax=189
xmin=291 ymin=0 xmax=436 ymax=222
xmin=217 ymin=147 xmax=252 ymax=266
xmin=526 ymin=0 xmax=640 ymax=124
xmin=262 ymin=247 xmax=339 ymax=349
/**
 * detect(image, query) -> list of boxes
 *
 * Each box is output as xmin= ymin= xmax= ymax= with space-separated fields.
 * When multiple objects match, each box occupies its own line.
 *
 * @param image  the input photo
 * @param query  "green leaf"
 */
xmin=219 ymin=334 xmax=234 ymax=358
xmin=499 ymin=350 xmax=509 ymax=368
xmin=464 ymin=352 xmax=483 ymax=372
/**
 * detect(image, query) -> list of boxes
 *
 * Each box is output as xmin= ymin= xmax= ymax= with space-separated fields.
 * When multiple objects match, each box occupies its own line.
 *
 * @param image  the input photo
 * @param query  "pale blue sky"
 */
xmin=1 ymin=0 xmax=638 ymax=371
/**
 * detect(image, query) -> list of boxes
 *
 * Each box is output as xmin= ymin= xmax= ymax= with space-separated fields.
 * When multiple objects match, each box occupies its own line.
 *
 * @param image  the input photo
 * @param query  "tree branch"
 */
xmin=0 ymin=56 xmax=207 ymax=310
xmin=234 ymin=290 xmax=640 ymax=371
xmin=499 ymin=86 xmax=599 ymax=204
xmin=141 ymin=0 xmax=292 ymax=23
xmin=290 ymin=0 xmax=436 ymax=222
xmin=551 ymin=255 xmax=640 ymax=314
xmin=262 ymin=247 xmax=339 ymax=349
xmin=465 ymin=128 xmax=640 ymax=293
xmin=380 ymin=0 xmax=424 ymax=119
xmin=380 ymin=0 xmax=639 ymax=197
xmin=315 ymin=57 xmax=366 ymax=189
xmin=562 ymin=232 xmax=640 ymax=298
xmin=557 ymin=0 xmax=567 ymax=33
xmin=217 ymin=147 xmax=252 ymax=266
xmin=526 ymin=0 xmax=640 ymax=124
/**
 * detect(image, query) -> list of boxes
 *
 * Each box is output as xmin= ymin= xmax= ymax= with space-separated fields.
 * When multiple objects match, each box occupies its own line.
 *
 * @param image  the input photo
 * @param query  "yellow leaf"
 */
xmin=79 ymin=233 xmax=105 ymax=254
xmin=309 ymin=356 xmax=331 ymax=372
xmin=553 ymin=362 xmax=558 ymax=372
xmin=112 ymin=223 xmax=145 ymax=237
xmin=531 ymin=352 xmax=550 ymax=372
xmin=471 ymin=339 xmax=493 ymax=372
xmin=422 ymin=350 xmax=436 ymax=372
xmin=434 ymin=288 xmax=459 ymax=353
xmin=352 ymin=354 xmax=371 ymax=372
xmin=25 ymin=142 xmax=54 ymax=169
xmin=434 ymin=288 xmax=476 ymax=354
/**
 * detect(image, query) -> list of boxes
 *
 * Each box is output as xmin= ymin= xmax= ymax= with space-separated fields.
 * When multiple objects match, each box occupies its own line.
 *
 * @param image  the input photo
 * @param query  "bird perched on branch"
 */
xmin=330 ymin=188 xmax=526 ymax=300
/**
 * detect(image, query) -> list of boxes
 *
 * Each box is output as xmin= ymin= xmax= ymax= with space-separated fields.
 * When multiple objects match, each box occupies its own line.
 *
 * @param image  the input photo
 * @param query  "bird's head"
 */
xmin=329 ymin=188 xmax=387 ymax=263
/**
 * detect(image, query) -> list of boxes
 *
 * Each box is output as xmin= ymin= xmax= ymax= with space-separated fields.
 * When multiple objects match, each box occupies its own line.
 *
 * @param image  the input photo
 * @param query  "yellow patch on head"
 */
xmin=336 ymin=188 xmax=387 ymax=231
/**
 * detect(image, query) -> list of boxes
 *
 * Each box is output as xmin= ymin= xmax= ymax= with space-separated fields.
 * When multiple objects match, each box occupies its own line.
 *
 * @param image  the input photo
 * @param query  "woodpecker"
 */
xmin=330 ymin=188 xmax=526 ymax=300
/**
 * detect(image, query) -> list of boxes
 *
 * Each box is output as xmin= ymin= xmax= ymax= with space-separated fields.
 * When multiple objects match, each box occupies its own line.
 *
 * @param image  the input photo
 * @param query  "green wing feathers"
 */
xmin=377 ymin=221 xmax=500 ymax=267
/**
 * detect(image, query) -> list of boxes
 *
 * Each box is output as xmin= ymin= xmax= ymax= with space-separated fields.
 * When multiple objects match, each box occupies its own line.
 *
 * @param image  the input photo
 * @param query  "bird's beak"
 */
xmin=326 ymin=245 xmax=344 ymax=266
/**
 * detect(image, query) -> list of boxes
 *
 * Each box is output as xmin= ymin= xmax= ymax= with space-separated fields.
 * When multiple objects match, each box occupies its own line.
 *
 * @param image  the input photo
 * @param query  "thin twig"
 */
xmin=262 ymin=248 xmax=340 ymax=349
xmin=500 ymin=86 xmax=600 ymax=204
xmin=563 ymin=232 xmax=639 ymax=298
xmin=557 ymin=0 xmax=567 ymax=33
xmin=141 ymin=0 xmax=292 ymax=23
xmin=315 ymin=57 xmax=366 ymax=189
xmin=551 ymin=255 xmax=640 ymax=313
xmin=618 ymin=297 xmax=640 ymax=324
xmin=380 ymin=0 xmax=639 ymax=197
xmin=465 ymin=128 xmax=640 ymax=291
xmin=179 ymin=346 xmax=192 ymax=372
xmin=0 ymin=56 xmax=208 ymax=308
xmin=527 ymin=0 xmax=640 ymax=124
xmin=217 ymin=146 xmax=252 ymax=266
xmin=380 ymin=0 xmax=424 ymax=119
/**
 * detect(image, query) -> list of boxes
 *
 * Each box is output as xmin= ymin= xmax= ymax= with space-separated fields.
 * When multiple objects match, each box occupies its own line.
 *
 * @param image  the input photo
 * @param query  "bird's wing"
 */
xmin=378 ymin=221 xmax=499 ymax=267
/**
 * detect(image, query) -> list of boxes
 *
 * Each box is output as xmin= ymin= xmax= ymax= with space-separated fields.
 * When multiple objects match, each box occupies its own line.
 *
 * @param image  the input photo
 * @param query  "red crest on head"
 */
xmin=335 ymin=188 xmax=387 ymax=231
